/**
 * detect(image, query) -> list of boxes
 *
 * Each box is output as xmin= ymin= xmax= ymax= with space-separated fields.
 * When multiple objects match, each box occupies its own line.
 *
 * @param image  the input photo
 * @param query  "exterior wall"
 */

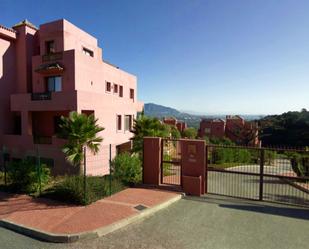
xmin=0 ymin=19 xmax=143 ymax=175
xmin=0 ymin=28 xmax=17 ymax=145
xmin=198 ymin=119 xmax=225 ymax=138
xmin=32 ymin=50 xmax=76 ymax=93
xmin=13 ymin=24 xmax=37 ymax=93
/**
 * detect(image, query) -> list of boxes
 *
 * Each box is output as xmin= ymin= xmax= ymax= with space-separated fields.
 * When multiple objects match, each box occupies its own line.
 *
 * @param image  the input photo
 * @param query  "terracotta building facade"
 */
xmin=0 ymin=19 xmax=143 ymax=175
xmin=198 ymin=115 xmax=260 ymax=146
xmin=163 ymin=117 xmax=187 ymax=133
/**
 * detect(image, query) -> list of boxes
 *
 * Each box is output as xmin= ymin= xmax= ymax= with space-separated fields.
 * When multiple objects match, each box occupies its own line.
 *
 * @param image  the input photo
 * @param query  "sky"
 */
xmin=1 ymin=0 xmax=309 ymax=115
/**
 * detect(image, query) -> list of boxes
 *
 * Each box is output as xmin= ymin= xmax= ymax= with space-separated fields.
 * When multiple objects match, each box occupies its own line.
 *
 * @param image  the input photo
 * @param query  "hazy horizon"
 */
xmin=146 ymin=102 xmax=302 ymax=116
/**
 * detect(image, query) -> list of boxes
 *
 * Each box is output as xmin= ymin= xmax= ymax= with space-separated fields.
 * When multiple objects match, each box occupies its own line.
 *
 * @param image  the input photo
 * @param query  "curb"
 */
xmin=0 ymin=194 xmax=182 ymax=243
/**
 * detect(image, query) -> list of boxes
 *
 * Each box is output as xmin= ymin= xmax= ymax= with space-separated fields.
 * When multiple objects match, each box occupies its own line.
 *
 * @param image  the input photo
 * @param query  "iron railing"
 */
xmin=42 ymin=52 xmax=63 ymax=62
xmin=31 ymin=92 xmax=52 ymax=101
xmin=161 ymin=138 xmax=182 ymax=186
xmin=33 ymin=136 xmax=53 ymax=145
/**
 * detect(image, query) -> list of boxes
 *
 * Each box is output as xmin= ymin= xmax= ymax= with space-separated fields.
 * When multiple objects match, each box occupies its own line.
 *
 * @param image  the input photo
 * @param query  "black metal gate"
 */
xmin=161 ymin=139 xmax=182 ymax=186
xmin=206 ymin=145 xmax=309 ymax=206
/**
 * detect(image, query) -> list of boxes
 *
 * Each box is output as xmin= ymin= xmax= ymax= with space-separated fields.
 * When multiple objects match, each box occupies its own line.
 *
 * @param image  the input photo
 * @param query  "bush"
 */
xmin=112 ymin=153 xmax=142 ymax=185
xmin=288 ymin=152 xmax=309 ymax=177
xmin=212 ymin=147 xmax=252 ymax=165
xmin=42 ymin=175 xmax=124 ymax=205
xmin=264 ymin=150 xmax=277 ymax=165
xmin=8 ymin=159 xmax=50 ymax=193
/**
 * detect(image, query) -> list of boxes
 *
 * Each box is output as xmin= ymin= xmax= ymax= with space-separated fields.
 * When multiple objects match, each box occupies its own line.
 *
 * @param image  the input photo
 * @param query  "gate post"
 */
xmin=259 ymin=149 xmax=265 ymax=201
xmin=143 ymin=137 xmax=162 ymax=185
xmin=181 ymin=139 xmax=206 ymax=196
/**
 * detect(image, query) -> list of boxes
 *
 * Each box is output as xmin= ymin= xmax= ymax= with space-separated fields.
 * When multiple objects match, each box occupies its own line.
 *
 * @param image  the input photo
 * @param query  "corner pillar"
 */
xmin=143 ymin=137 xmax=161 ymax=185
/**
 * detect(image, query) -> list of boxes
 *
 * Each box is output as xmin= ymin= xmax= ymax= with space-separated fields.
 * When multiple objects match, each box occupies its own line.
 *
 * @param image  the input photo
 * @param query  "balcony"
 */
xmin=31 ymin=92 xmax=52 ymax=101
xmin=42 ymin=52 xmax=63 ymax=62
xmin=33 ymin=136 xmax=53 ymax=145
xmin=11 ymin=91 xmax=77 ymax=112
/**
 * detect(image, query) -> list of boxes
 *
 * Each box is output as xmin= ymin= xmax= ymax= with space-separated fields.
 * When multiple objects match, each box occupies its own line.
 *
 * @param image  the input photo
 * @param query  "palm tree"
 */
xmin=58 ymin=111 xmax=104 ymax=174
xmin=131 ymin=115 xmax=170 ymax=154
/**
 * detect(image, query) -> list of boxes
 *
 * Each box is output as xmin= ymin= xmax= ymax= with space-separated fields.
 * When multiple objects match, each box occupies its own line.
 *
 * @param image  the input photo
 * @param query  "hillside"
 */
xmin=260 ymin=109 xmax=309 ymax=147
xmin=144 ymin=103 xmax=181 ymax=117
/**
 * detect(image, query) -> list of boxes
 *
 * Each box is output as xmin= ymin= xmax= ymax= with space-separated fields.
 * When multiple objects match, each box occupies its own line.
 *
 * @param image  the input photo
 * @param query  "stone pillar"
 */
xmin=181 ymin=139 xmax=206 ymax=196
xmin=143 ymin=137 xmax=161 ymax=185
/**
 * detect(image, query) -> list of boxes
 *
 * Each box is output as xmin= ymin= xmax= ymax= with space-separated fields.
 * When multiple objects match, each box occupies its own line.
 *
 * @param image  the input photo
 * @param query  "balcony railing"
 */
xmin=42 ymin=52 xmax=63 ymax=62
xmin=31 ymin=92 xmax=52 ymax=101
xmin=33 ymin=136 xmax=53 ymax=145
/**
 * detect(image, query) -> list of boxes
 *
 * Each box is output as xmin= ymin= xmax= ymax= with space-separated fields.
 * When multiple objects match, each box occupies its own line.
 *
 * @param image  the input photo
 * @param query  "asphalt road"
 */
xmin=0 ymin=195 xmax=308 ymax=249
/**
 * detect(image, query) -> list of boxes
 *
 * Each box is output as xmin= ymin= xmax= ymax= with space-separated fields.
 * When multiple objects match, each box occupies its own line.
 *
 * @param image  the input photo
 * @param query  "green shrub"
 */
xmin=112 ymin=153 xmax=142 ymax=185
xmin=42 ymin=175 xmax=124 ymax=205
xmin=212 ymin=147 xmax=252 ymax=165
xmin=8 ymin=159 xmax=50 ymax=193
xmin=264 ymin=150 xmax=277 ymax=165
xmin=287 ymin=152 xmax=309 ymax=177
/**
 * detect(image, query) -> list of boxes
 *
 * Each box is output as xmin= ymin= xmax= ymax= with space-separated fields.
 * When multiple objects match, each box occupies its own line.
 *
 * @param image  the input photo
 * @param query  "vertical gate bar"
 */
xmin=109 ymin=144 xmax=112 ymax=196
xmin=160 ymin=138 xmax=164 ymax=184
xmin=84 ymin=146 xmax=87 ymax=205
xmin=259 ymin=149 xmax=265 ymax=201
xmin=205 ymin=145 xmax=208 ymax=194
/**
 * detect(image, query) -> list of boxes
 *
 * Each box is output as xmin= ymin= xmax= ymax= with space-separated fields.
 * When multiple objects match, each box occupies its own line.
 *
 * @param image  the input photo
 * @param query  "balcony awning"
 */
xmin=35 ymin=63 xmax=64 ymax=74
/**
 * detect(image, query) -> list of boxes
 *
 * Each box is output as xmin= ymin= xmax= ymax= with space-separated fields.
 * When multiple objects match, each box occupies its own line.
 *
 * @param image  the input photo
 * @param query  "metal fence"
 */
xmin=206 ymin=145 xmax=309 ymax=206
xmin=0 ymin=144 xmax=121 ymax=205
xmin=161 ymin=139 xmax=182 ymax=185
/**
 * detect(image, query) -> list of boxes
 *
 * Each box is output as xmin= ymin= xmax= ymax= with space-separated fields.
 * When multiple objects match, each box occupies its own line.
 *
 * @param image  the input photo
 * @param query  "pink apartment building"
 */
xmin=0 ymin=19 xmax=143 ymax=175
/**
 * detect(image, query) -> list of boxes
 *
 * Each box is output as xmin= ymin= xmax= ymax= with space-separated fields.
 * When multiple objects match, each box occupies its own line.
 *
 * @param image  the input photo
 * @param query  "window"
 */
xmin=117 ymin=115 xmax=122 ymax=131
xmin=119 ymin=85 xmax=123 ymax=97
xmin=82 ymin=47 xmax=94 ymax=57
xmin=54 ymin=116 xmax=62 ymax=134
xmin=45 ymin=40 xmax=55 ymax=54
xmin=130 ymin=88 xmax=134 ymax=101
xmin=204 ymin=128 xmax=211 ymax=134
xmin=106 ymin=81 xmax=111 ymax=92
xmin=46 ymin=76 xmax=62 ymax=92
xmin=113 ymin=84 xmax=118 ymax=94
xmin=13 ymin=113 xmax=21 ymax=135
xmin=124 ymin=115 xmax=132 ymax=131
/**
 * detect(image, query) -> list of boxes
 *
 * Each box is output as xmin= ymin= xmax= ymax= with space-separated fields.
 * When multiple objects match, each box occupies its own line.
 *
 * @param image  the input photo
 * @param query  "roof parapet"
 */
xmin=0 ymin=24 xmax=17 ymax=40
xmin=13 ymin=19 xmax=38 ymax=30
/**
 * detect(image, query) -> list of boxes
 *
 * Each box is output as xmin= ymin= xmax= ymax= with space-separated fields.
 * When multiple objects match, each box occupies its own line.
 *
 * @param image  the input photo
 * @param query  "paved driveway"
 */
xmin=0 ymin=195 xmax=308 ymax=249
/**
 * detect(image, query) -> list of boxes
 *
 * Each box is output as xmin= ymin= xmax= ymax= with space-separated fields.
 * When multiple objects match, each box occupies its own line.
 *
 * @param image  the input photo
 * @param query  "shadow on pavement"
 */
xmin=184 ymin=194 xmax=309 ymax=220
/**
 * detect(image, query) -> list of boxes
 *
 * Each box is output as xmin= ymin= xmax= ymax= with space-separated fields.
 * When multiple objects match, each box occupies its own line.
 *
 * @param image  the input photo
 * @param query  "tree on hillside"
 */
xmin=259 ymin=109 xmax=309 ymax=147
xmin=58 ymin=112 xmax=104 ymax=174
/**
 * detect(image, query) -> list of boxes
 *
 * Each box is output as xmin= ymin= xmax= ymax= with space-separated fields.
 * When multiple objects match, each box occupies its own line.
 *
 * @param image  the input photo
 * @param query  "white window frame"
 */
xmin=124 ymin=115 xmax=132 ymax=131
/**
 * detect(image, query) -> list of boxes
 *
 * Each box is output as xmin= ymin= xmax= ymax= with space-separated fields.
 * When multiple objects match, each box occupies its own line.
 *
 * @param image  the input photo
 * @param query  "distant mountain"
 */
xmin=144 ymin=103 xmax=181 ymax=117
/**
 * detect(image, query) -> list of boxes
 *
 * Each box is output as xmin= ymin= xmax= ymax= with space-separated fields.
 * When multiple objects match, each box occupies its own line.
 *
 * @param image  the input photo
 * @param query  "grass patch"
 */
xmin=41 ymin=175 xmax=125 ymax=205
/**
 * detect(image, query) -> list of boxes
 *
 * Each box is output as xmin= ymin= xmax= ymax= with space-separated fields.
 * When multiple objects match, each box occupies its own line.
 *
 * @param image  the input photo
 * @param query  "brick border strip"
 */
xmin=0 ymin=194 xmax=182 ymax=243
